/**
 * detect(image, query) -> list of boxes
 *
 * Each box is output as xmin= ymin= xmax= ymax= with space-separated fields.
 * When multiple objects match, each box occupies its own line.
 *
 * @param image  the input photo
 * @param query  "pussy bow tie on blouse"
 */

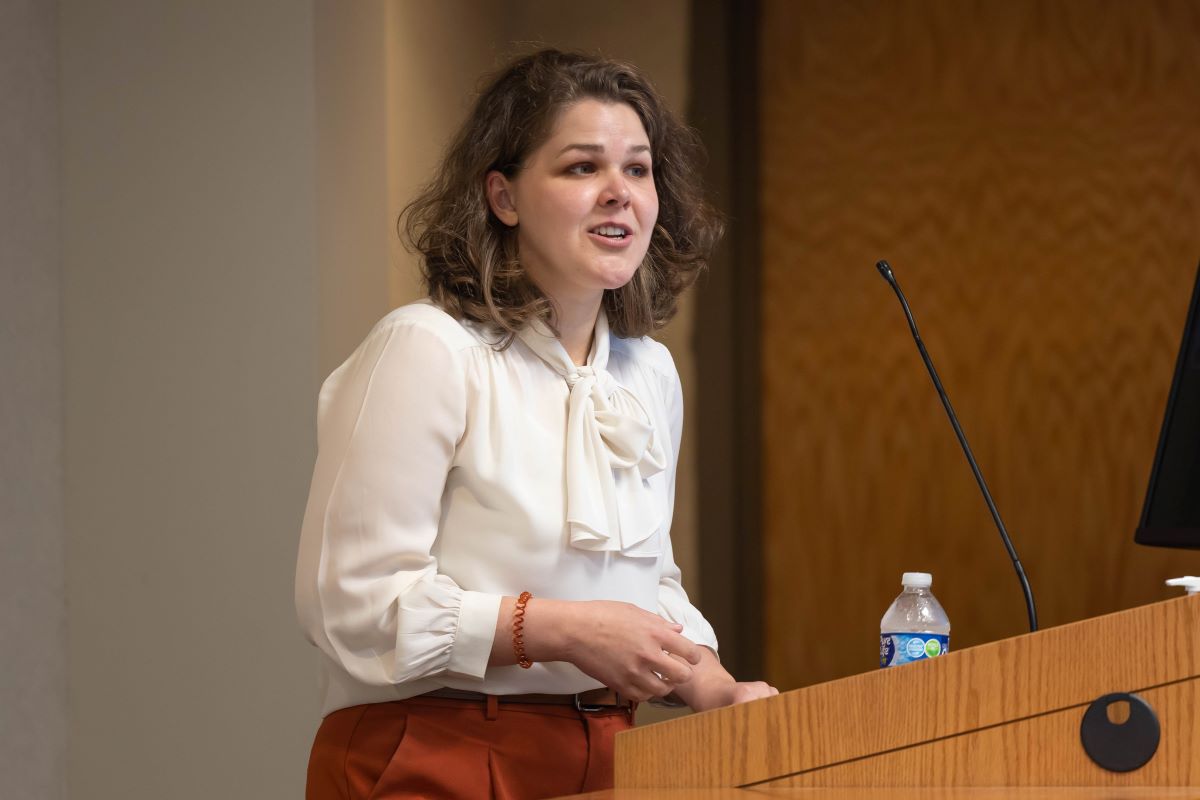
xmin=517 ymin=311 xmax=666 ymax=558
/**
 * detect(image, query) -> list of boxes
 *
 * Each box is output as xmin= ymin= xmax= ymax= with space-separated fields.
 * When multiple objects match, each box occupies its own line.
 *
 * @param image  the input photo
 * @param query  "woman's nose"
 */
xmin=599 ymin=174 xmax=631 ymax=207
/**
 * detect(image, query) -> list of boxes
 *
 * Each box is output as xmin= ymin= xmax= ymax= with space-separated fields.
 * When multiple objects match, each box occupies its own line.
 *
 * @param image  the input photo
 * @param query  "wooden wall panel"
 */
xmin=760 ymin=0 xmax=1200 ymax=690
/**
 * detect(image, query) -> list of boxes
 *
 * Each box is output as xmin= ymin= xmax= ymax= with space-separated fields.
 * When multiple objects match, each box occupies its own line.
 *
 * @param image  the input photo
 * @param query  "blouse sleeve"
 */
xmin=294 ymin=317 xmax=501 ymax=686
xmin=654 ymin=355 xmax=720 ymax=654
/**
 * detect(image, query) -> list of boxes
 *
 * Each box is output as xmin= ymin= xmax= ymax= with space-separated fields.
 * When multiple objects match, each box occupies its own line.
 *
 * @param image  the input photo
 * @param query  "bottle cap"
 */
xmin=902 ymin=572 xmax=932 ymax=588
xmin=1165 ymin=576 xmax=1200 ymax=595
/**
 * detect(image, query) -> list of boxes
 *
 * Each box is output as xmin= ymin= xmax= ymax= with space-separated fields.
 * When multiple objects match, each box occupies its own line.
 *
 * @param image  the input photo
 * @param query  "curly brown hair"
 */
xmin=400 ymin=48 xmax=723 ymax=340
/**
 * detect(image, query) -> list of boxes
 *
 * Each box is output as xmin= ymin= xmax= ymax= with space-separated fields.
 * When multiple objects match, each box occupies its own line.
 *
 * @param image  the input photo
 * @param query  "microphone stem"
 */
xmin=885 ymin=273 xmax=1039 ymax=633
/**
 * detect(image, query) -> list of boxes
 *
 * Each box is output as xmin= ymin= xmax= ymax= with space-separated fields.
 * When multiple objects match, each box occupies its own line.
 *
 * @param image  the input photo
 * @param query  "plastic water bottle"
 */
xmin=879 ymin=572 xmax=950 ymax=668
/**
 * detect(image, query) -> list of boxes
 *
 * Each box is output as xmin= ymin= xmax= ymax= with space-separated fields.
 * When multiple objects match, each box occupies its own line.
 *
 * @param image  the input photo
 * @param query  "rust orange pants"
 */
xmin=306 ymin=696 xmax=634 ymax=800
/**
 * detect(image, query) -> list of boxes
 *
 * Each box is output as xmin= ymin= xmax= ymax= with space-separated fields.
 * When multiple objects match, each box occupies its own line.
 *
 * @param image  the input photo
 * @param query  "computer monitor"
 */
xmin=1136 ymin=260 xmax=1200 ymax=549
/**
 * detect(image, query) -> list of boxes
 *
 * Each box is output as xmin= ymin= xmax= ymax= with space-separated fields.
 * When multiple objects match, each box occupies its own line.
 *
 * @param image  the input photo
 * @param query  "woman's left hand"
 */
xmin=727 ymin=681 xmax=779 ymax=705
xmin=667 ymin=648 xmax=780 ymax=711
xmin=684 ymin=678 xmax=778 ymax=711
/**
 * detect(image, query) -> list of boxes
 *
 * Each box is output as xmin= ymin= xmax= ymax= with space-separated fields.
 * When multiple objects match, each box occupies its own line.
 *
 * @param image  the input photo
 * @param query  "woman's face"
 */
xmin=487 ymin=99 xmax=659 ymax=310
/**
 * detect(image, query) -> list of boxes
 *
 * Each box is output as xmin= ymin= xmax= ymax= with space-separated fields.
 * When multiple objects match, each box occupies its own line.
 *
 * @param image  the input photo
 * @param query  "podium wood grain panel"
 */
xmin=614 ymin=596 xmax=1200 ymax=789
xmin=773 ymin=680 xmax=1198 ymax=787
xmin=760 ymin=0 xmax=1200 ymax=691
xmin=568 ymin=791 xmax=1200 ymax=800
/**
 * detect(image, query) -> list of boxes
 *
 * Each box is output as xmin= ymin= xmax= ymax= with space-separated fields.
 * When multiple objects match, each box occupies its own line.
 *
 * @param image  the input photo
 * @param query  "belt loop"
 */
xmin=485 ymin=694 xmax=499 ymax=721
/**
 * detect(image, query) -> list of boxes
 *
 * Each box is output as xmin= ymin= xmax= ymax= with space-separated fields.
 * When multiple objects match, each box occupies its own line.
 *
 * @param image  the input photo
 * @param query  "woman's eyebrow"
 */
xmin=555 ymin=143 xmax=652 ymax=156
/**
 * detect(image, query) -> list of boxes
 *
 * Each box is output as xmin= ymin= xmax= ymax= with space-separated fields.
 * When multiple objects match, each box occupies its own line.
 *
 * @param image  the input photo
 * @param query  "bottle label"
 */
xmin=880 ymin=633 xmax=949 ymax=667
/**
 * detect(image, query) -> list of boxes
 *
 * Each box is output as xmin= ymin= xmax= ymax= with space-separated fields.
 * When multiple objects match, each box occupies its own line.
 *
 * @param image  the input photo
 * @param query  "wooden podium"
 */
xmin=612 ymin=594 xmax=1200 ymax=792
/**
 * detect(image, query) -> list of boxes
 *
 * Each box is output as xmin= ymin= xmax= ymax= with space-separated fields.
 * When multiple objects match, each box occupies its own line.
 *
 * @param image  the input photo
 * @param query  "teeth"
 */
xmin=593 ymin=225 xmax=627 ymax=237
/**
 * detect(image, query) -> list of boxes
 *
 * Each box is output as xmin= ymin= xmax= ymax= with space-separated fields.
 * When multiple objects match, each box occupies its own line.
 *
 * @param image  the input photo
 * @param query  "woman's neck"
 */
xmin=553 ymin=295 xmax=603 ymax=367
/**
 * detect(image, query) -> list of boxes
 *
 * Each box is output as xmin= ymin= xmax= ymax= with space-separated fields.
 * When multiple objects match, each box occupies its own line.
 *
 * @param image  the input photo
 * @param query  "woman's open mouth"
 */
xmin=588 ymin=224 xmax=634 ymax=247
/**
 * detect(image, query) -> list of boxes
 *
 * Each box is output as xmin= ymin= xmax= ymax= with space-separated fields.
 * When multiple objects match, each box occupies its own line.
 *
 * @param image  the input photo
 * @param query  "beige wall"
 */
xmin=315 ymin=0 xmax=393 ymax=378
xmin=385 ymin=1 xmax=509 ymax=306
xmin=1 ymin=1 xmax=65 ymax=796
xmin=50 ymin=2 xmax=696 ymax=799
xmin=60 ymin=3 xmax=321 ymax=797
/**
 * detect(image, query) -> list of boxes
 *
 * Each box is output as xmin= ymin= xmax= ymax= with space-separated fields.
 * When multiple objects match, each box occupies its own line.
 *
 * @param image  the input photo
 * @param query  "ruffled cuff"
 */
xmin=448 ymin=590 xmax=502 ymax=679
xmin=658 ymin=589 xmax=719 ymax=658
xmin=391 ymin=577 xmax=500 ymax=683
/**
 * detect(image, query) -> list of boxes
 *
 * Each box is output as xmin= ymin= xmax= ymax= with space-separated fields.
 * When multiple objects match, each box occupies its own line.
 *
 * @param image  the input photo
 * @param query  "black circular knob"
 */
xmin=1079 ymin=692 xmax=1160 ymax=773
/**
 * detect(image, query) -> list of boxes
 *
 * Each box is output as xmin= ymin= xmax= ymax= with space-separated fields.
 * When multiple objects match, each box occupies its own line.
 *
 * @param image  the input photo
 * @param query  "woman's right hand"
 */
xmin=511 ymin=598 xmax=704 ymax=702
xmin=561 ymin=600 xmax=703 ymax=702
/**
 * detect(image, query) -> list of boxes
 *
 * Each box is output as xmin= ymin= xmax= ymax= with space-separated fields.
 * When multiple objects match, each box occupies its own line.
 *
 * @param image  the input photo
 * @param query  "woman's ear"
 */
xmin=485 ymin=171 xmax=519 ymax=227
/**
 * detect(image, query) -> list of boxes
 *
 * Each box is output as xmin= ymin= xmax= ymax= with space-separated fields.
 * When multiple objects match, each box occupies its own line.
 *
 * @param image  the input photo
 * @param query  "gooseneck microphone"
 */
xmin=875 ymin=259 xmax=1039 ymax=632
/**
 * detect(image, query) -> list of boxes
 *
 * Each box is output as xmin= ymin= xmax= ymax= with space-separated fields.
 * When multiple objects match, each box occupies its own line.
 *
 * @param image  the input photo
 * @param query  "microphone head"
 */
xmin=875 ymin=260 xmax=895 ymax=282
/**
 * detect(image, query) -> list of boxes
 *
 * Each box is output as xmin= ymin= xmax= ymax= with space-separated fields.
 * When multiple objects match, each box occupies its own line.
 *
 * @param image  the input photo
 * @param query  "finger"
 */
xmin=643 ymin=607 xmax=684 ymax=635
xmin=662 ymin=652 xmax=697 ymax=684
xmin=731 ymin=684 xmax=767 ymax=705
xmin=633 ymin=671 xmax=676 ymax=701
xmin=649 ymin=651 xmax=693 ymax=684
xmin=660 ymin=631 xmax=703 ymax=665
xmin=752 ymin=683 xmax=778 ymax=700
xmin=618 ymin=671 xmax=665 ymax=703
xmin=665 ymin=652 xmax=691 ymax=668
xmin=730 ymin=682 xmax=774 ymax=704
xmin=637 ymin=605 xmax=682 ymax=629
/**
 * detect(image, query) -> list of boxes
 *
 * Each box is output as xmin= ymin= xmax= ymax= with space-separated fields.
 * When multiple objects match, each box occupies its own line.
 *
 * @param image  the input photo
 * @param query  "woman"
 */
xmin=296 ymin=49 xmax=777 ymax=800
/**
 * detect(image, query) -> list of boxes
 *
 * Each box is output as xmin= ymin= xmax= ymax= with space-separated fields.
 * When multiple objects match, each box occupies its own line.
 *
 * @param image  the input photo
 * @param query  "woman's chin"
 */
xmin=594 ymin=262 xmax=643 ymax=291
xmin=601 ymin=276 xmax=636 ymax=292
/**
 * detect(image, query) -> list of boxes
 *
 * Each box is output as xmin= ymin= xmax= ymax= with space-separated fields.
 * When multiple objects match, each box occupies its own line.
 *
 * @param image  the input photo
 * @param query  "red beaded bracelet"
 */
xmin=513 ymin=591 xmax=533 ymax=669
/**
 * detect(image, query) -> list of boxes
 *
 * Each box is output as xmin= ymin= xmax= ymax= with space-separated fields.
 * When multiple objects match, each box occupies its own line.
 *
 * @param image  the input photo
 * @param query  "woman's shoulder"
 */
xmin=370 ymin=299 xmax=492 ymax=353
xmin=609 ymin=333 xmax=679 ymax=384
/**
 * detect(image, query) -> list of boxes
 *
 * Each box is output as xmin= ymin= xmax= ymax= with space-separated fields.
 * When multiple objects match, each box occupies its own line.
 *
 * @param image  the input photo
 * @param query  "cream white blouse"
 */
xmin=295 ymin=301 xmax=718 ymax=716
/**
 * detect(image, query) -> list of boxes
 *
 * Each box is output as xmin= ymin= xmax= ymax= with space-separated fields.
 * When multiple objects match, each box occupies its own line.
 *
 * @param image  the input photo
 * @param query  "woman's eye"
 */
xmin=627 ymin=164 xmax=650 ymax=178
xmin=567 ymin=163 xmax=595 ymax=175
